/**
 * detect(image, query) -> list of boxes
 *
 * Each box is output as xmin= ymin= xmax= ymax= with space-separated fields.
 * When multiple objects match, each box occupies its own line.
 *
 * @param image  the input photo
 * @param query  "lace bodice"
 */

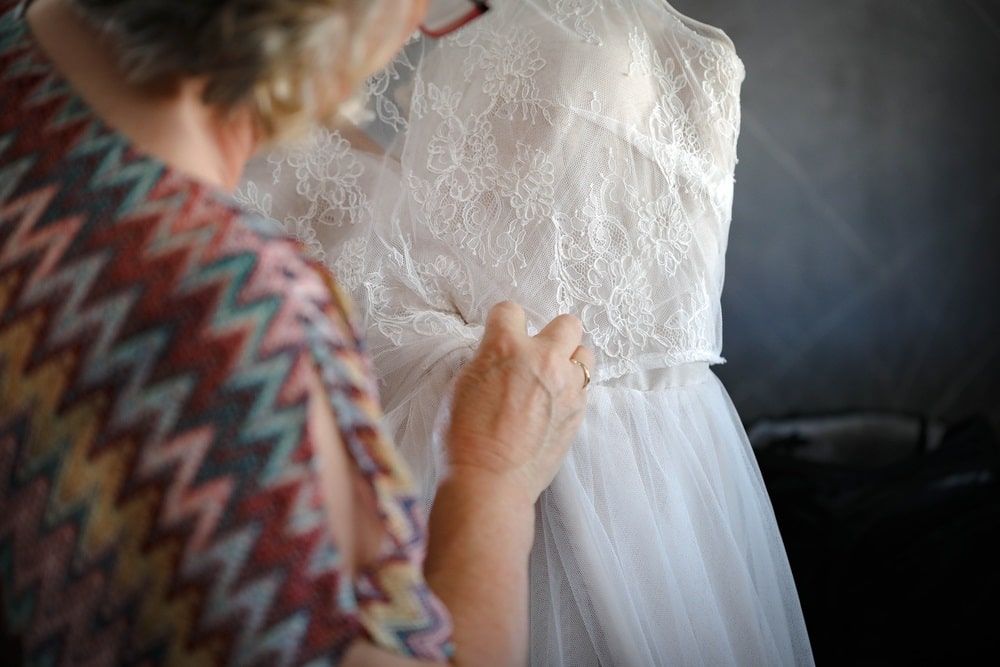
xmin=235 ymin=12 xmax=819 ymax=666
xmin=240 ymin=0 xmax=745 ymax=384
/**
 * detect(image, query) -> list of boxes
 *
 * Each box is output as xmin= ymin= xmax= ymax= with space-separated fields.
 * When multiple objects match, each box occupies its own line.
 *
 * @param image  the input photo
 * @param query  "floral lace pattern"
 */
xmin=241 ymin=0 xmax=745 ymax=383
xmin=234 ymin=10 xmax=818 ymax=667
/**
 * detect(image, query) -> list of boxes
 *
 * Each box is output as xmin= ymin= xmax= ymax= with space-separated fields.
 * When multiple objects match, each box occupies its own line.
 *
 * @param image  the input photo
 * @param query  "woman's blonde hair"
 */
xmin=71 ymin=0 xmax=410 ymax=142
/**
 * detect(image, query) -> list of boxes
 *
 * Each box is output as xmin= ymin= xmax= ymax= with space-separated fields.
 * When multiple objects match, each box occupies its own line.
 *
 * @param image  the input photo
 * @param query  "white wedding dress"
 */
xmin=239 ymin=1 xmax=814 ymax=664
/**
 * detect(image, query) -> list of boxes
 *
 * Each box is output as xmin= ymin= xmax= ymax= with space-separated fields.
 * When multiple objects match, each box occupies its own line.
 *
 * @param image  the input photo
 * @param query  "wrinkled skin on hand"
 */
xmin=445 ymin=301 xmax=595 ymax=506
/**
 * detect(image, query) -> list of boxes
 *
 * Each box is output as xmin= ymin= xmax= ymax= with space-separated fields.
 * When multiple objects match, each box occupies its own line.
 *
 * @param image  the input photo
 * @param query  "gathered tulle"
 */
xmin=239 ymin=1 xmax=814 ymax=664
xmin=532 ymin=367 xmax=810 ymax=665
xmin=410 ymin=366 xmax=813 ymax=666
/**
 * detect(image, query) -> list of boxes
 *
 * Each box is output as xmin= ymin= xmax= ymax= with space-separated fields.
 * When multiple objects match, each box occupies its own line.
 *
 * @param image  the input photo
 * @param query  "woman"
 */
xmin=245 ymin=1 xmax=815 ymax=664
xmin=0 ymin=1 xmax=594 ymax=665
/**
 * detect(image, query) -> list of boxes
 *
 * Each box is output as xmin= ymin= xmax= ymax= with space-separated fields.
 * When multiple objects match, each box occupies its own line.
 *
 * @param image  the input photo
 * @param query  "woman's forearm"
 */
xmin=424 ymin=468 xmax=537 ymax=667
xmin=341 ymin=470 xmax=536 ymax=667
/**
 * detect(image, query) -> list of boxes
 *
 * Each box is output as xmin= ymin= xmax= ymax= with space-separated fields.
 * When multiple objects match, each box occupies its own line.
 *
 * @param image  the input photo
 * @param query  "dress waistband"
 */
xmin=601 ymin=362 xmax=712 ymax=391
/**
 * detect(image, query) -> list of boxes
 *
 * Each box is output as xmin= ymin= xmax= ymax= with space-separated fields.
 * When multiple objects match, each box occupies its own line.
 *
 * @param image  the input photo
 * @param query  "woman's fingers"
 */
xmin=443 ymin=302 xmax=594 ymax=504
xmin=534 ymin=312 xmax=584 ymax=350
xmin=534 ymin=314 xmax=593 ymax=394
xmin=480 ymin=300 xmax=527 ymax=341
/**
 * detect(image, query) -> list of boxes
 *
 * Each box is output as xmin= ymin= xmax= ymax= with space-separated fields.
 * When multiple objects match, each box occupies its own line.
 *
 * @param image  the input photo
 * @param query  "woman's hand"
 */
xmin=418 ymin=301 xmax=593 ymax=665
xmin=329 ymin=301 xmax=594 ymax=667
xmin=444 ymin=300 xmax=594 ymax=507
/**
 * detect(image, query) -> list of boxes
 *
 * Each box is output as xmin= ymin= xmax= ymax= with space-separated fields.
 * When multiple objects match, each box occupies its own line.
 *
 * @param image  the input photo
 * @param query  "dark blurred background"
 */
xmin=670 ymin=0 xmax=1000 ymax=663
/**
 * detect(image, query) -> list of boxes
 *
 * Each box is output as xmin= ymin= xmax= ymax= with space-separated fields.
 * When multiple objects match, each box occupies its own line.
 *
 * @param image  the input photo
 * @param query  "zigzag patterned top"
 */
xmin=0 ymin=2 xmax=453 ymax=664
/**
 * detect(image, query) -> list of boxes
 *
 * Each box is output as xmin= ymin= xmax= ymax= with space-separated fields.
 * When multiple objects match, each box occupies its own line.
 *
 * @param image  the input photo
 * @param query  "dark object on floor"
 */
xmin=753 ymin=412 xmax=1000 ymax=665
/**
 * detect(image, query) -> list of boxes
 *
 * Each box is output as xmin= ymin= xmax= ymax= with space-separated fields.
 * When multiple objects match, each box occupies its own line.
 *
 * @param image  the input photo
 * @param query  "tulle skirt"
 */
xmin=527 ymin=363 xmax=813 ymax=666
xmin=386 ymin=357 xmax=812 ymax=666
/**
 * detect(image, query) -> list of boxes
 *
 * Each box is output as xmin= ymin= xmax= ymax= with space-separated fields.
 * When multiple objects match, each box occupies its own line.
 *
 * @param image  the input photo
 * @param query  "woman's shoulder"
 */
xmin=231 ymin=203 xmax=368 ymax=354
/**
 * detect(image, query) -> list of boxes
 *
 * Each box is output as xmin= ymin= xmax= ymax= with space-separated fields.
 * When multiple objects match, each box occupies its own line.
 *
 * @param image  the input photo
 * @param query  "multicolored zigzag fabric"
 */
xmin=0 ymin=2 xmax=453 ymax=664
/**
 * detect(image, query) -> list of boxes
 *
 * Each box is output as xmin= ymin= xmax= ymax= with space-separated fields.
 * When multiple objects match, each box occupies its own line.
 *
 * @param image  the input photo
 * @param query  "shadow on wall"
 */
xmin=670 ymin=0 xmax=1000 ymax=662
xmin=669 ymin=0 xmax=1000 ymax=428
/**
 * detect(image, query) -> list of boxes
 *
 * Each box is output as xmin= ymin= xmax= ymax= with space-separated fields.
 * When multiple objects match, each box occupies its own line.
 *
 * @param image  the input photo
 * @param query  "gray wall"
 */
xmin=670 ymin=0 xmax=1000 ymax=429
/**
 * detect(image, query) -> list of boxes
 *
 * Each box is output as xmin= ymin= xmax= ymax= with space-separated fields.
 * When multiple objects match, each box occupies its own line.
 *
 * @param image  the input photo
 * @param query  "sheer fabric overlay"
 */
xmin=240 ymin=1 xmax=814 ymax=664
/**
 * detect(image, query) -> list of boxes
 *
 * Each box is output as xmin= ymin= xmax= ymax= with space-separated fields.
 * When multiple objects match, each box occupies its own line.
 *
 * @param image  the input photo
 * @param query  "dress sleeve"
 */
xmin=237 ymin=125 xmax=485 ymax=518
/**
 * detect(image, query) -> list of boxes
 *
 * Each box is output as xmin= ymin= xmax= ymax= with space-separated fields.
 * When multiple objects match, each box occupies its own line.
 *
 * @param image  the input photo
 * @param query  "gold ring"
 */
xmin=570 ymin=358 xmax=591 ymax=389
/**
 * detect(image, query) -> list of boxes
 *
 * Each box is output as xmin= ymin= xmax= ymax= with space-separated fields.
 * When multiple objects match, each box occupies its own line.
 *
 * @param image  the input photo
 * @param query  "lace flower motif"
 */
xmin=331 ymin=235 xmax=367 ymax=292
xmin=500 ymin=142 xmax=556 ymax=222
xmin=545 ymin=0 xmax=609 ymax=45
xmin=233 ymin=180 xmax=272 ymax=219
xmin=455 ymin=28 xmax=551 ymax=123
xmin=416 ymin=255 xmax=473 ymax=315
xmin=365 ymin=33 xmax=419 ymax=131
xmin=281 ymin=129 xmax=372 ymax=229
xmin=658 ymin=283 xmax=716 ymax=363
xmin=553 ymin=179 xmax=632 ymax=304
xmin=637 ymin=192 xmax=692 ymax=278
xmin=586 ymin=254 xmax=657 ymax=361
xmin=426 ymin=114 xmax=498 ymax=203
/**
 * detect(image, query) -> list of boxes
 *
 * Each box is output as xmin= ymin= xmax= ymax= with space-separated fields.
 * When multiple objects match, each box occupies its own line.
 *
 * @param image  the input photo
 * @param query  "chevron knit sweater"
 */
xmin=0 ymin=2 xmax=453 ymax=664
